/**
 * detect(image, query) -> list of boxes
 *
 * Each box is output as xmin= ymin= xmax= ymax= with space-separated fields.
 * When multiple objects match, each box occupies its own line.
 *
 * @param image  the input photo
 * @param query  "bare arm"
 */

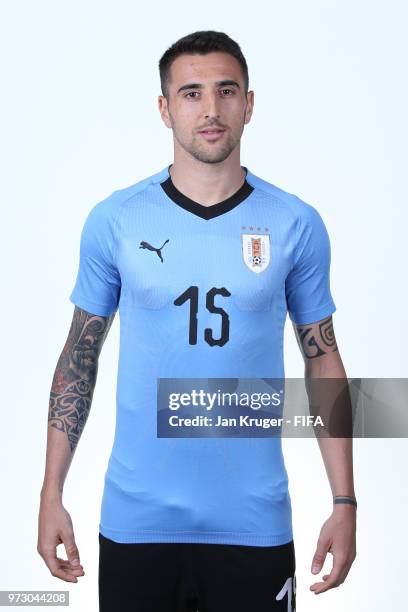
xmin=293 ymin=315 xmax=357 ymax=595
xmin=38 ymin=306 xmax=115 ymax=582
xmin=294 ymin=315 xmax=356 ymax=500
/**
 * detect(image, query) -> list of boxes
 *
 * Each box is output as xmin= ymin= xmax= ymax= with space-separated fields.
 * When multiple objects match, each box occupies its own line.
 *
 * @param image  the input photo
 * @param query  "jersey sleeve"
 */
xmin=69 ymin=198 xmax=121 ymax=317
xmin=285 ymin=202 xmax=336 ymax=325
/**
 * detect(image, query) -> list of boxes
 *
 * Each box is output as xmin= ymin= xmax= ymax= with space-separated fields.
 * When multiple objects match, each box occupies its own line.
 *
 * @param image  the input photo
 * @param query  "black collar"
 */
xmin=160 ymin=165 xmax=254 ymax=220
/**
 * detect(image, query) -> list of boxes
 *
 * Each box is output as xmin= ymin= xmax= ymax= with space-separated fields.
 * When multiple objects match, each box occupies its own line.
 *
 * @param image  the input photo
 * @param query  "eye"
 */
xmin=184 ymin=91 xmax=200 ymax=98
xmin=220 ymin=89 xmax=234 ymax=95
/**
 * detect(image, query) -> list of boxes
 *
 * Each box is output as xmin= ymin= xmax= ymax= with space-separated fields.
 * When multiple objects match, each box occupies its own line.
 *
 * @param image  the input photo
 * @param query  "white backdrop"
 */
xmin=1 ymin=1 xmax=407 ymax=610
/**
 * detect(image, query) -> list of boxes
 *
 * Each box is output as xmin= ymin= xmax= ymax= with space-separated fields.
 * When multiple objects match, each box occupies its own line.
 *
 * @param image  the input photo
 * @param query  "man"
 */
xmin=38 ymin=30 xmax=357 ymax=612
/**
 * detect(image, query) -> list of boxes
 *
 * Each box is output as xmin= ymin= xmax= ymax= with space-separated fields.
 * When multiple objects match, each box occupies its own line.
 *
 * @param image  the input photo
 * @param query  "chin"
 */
xmin=191 ymin=148 xmax=234 ymax=165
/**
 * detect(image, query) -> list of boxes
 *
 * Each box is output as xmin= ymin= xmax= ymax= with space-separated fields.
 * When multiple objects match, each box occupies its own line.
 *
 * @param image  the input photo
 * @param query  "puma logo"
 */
xmin=139 ymin=239 xmax=169 ymax=263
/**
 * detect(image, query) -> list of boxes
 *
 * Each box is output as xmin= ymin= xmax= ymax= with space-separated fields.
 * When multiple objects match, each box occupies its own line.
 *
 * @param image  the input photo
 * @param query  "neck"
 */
xmin=169 ymin=148 xmax=246 ymax=206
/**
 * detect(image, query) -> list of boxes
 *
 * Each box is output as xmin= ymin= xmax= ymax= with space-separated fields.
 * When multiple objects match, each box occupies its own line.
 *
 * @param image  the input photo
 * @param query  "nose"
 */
xmin=203 ymin=91 xmax=221 ymax=119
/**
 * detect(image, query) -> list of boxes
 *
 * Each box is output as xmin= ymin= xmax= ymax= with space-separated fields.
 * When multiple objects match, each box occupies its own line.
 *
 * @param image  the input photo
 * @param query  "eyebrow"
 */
xmin=176 ymin=80 xmax=241 ymax=94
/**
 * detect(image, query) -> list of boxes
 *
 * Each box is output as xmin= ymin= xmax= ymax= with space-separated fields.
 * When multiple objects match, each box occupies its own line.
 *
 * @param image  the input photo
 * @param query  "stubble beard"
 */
xmin=169 ymin=113 xmax=241 ymax=164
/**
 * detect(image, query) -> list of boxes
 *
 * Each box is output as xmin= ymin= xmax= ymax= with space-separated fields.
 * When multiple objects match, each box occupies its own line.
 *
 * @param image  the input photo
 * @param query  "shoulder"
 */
xmin=246 ymin=168 xmax=326 ymax=229
xmin=83 ymin=167 xmax=167 ymax=227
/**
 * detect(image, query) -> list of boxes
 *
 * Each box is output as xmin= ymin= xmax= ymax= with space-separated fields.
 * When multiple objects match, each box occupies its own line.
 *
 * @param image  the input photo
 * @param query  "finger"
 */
xmin=335 ymin=562 xmax=352 ymax=587
xmin=311 ymin=538 xmax=330 ymax=575
xmin=319 ymin=549 xmax=356 ymax=587
xmin=42 ymin=550 xmax=79 ymax=583
xmin=62 ymin=532 xmax=81 ymax=567
xmin=56 ymin=558 xmax=85 ymax=576
xmin=311 ymin=554 xmax=347 ymax=594
xmin=56 ymin=557 xmax=84 ymax=571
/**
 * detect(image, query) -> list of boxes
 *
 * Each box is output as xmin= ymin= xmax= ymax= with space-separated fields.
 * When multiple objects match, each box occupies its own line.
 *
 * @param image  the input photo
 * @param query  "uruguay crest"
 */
xmin=241 ymin=234 xmax=271 ymax=273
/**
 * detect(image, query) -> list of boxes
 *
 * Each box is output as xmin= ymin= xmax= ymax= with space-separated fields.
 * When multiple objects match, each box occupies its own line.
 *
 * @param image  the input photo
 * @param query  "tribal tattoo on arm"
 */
xmin=294 ymin=315 xmax=338 ymax=360
xmin=48 ymin=306 xmax=115 ymax=453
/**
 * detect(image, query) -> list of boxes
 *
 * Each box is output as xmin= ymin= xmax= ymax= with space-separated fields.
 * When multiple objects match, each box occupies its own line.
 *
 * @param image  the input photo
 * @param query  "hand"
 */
xmin=37 ymin=494 xmax=85 ymax=583
xmin=310 ymin=504 xmax=356 ymax=594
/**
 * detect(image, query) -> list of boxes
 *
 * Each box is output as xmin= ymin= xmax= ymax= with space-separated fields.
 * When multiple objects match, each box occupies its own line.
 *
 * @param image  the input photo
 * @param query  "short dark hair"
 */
xmin=159 ymin=30 xmax=249 ymax=99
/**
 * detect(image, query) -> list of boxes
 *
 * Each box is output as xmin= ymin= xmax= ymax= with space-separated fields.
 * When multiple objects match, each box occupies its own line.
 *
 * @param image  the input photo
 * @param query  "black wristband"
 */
xmin=333 ymin=496 xmax=357 ymax=508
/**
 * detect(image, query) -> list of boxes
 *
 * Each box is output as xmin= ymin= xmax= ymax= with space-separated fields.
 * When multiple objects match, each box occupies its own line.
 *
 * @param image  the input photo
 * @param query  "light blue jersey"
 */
xmin=69 ymin=164 xmax=336 ymax=545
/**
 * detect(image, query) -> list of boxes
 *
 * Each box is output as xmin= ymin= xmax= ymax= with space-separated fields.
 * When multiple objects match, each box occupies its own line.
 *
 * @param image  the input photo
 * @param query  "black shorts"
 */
xmin=98 ymin=532 xmax=296 ymax=612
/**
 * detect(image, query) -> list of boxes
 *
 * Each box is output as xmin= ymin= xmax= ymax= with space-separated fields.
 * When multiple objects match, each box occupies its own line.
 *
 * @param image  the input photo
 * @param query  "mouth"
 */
xmin=198 ymin=128 xmax=226 ymax=142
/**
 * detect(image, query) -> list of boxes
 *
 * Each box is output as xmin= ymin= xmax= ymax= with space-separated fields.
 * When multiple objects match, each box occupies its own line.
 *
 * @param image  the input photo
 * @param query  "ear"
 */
xmin=244 ymin=90 xmax=254 ymax=125
xmin=158 ymin=95 xmax=172 ymax=129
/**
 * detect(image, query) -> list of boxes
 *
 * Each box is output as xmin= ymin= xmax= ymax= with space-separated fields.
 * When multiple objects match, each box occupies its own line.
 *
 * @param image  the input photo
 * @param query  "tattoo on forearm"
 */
xmin=295 ymin=316 xmax=338 ymax=359
xmin=48 ymin=307 xmax=115 ymax=452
